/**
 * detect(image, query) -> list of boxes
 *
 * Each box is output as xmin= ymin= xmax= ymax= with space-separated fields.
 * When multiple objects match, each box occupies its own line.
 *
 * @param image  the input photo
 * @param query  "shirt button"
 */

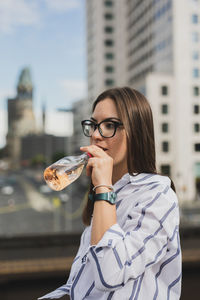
xmin=82 ymin=254 xmax=87 ymax=263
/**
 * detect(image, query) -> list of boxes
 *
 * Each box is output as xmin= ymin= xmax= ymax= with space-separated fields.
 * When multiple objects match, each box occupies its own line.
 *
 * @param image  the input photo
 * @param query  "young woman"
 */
xmin=39 ymin=87 xmax=181 ymax=299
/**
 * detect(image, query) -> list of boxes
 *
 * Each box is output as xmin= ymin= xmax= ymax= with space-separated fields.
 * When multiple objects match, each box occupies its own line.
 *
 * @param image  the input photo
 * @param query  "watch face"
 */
xmin=109 ymin=192 xmax=117 ymax=204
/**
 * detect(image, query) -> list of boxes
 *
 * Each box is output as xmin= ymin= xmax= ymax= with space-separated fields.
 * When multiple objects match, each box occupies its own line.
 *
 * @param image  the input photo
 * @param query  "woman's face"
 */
xmin=91 ymin=98 xmax=128 ymax=175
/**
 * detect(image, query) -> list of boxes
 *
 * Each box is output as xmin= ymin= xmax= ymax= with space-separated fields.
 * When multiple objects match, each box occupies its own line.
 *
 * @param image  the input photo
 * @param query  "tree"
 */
xmin=51 ymin=152 xmax=66 ymax=163
xmin=31 ymin=154 xmax=46 ymax=167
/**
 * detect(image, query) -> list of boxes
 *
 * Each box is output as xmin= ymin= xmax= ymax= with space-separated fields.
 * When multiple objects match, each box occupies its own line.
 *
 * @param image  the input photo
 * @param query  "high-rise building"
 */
xmin=127 ymin=0 xmax=174 ymax=90
xmin=127 ymin=0 xmax=200 ymax=203
xmin=86 ymin=0 xmax=200 ymax=203
xmin=86 ymin=0 xmax=128 ymax=102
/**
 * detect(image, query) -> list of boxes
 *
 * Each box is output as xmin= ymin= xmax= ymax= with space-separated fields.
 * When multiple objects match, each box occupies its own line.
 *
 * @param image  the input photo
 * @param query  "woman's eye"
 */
xmin=87 ymin=122 xmax=96 ymax=129
xmin=105 ymin=122 xmax=115 ymax=129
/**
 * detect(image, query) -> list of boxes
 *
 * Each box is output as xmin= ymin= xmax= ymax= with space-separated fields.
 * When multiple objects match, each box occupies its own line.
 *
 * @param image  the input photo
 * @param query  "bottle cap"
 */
xmin=87 ymin=152 xmax=92 ymax=158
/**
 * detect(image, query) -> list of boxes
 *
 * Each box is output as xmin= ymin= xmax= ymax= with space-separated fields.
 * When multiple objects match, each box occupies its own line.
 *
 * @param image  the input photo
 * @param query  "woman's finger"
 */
xmin=80 ymin=145 xmax=107 ymax=157
xmin=85 ymin=163 xmax=91 ymax=177
xmin=85 ymin=157 xmax=97 ymax=177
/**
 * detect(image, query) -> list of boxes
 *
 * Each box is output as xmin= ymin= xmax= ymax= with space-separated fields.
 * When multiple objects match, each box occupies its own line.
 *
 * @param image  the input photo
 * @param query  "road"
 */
xmin=1 ymin=167 xmax=200 ymax=235
xmin=0 ymin=169 xmax=87 ymax=236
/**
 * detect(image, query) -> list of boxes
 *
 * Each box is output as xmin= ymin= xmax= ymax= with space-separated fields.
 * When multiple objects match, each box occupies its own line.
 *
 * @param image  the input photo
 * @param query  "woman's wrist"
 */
xmin=95 ymin=186 xmax=112 ymax=194
xmin=93 ymin=184 xmax=113 ymax=194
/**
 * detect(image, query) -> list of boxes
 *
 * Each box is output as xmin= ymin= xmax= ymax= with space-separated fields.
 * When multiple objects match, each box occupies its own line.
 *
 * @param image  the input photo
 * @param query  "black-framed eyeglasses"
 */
xmin=81 ymin=118 xmax=123 ymax=138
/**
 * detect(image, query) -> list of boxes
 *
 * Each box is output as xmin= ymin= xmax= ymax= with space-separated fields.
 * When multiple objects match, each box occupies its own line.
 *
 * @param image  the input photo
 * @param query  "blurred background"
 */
xmin=0 ymin=0 xmax=200 ymax=299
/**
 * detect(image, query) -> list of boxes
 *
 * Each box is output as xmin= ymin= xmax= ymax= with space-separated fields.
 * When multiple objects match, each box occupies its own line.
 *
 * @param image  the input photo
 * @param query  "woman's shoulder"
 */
xmin=129 ymin=172 xmax=170 ymax=186
xmin=114 ymin=173 xmax=178 ymax=210
xmin=115 ymin=173 xmax=171 ymax=192
xmin=126 ymin=173 xmax=177 ymax=202
xmin=115 ymin=172 xmax=171 ymax=187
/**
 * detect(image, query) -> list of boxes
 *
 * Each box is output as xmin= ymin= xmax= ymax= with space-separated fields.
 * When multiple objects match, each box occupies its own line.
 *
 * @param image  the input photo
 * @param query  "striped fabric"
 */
xmin=39 ymin=173 xmax=182 ymax=300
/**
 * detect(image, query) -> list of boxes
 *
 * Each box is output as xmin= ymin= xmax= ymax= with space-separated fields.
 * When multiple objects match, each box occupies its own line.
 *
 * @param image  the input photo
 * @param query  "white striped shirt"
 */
xmin=39 ymin=173 xmax=182 ymax=300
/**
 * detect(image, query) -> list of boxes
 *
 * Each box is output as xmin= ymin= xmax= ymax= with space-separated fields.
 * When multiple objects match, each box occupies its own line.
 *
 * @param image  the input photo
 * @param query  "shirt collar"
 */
xmin=113 ymin=172 xmax=171 ymax=191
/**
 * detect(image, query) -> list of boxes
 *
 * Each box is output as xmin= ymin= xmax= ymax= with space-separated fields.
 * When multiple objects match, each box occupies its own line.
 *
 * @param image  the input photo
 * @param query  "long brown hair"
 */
xmin=82 ymin=87 xmax=172 ymax=225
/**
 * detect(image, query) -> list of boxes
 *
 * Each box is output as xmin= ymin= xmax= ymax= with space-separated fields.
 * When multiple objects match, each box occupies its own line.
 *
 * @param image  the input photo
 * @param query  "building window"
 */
xmin=105 ymin=79 xmax=114 ymax=86
xmin=193 ymin=51 xmax=199 ymax=60
xmin=104 ymin=26 xmax=114 ymax=33
xmin=104 ymin=39 xmax=114 ymax=46
xmin=194 ymin=143 xmax=200 ymax=151
xmin=194 ymin=105 xmax=199 ymax=114
xmin=192 ymin=32 xmax=199 ymax=42
xmin=161 ymin=104 xmax=168 ymax=114
xmin=161 ymin=164 xmax=171 ymax=176
xmin=192 ymin=14 xmax=199 ymax=24
xmin=161 ymin=85 xmax=168 ymax=95
xmin=162 ymin=141 xmax=169 ymax=152
xmin=162 ymin=123 xmax=169 ymax=133
xmin=104 ymin=13 xmax=113 ymax=20
xmin=105 ymin=53 xmax=114 ymax=59
xmin=104 ymin=0 xmax=113 ymax=7
xmin=193 ymin=68 xmax=200 ymax=78
xmin=105 ymin=66 xmax=114 ymax=73
xmin=194 ymin=123 xmax=200 ymax=132
xmin=193 ymin=86 xmax=200 ymax=96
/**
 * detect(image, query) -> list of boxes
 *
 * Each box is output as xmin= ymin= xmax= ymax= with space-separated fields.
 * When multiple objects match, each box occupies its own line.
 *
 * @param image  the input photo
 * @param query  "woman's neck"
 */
xmin=112 ymin=163 xmax=128 ymax=185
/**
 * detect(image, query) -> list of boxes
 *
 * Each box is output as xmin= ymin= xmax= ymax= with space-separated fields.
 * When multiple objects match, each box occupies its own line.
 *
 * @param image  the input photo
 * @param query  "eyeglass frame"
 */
xmin=81 ymin=118 xmax=123 ymax=138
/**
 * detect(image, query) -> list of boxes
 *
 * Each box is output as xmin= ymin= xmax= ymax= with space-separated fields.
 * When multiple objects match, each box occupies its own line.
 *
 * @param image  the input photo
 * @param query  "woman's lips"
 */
xmin=95 ymin=145 xmax=108 ymax=151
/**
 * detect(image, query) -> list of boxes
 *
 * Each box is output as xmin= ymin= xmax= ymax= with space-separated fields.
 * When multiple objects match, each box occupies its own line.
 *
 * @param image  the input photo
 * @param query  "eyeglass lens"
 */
xmin=83 ymin=120 xmax=118 ymax=137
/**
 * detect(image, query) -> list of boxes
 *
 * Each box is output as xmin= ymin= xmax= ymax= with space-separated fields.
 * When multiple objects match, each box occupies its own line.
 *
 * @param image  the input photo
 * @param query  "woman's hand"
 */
xmin=81 ymin=145 xmax=116 ymax=245
xmin=80 ymin=145 xmax=113 ymax=187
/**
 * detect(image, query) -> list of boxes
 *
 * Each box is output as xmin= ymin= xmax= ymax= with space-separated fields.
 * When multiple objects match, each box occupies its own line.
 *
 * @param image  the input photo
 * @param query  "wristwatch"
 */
xmin=89 ymin=192 xmax=117 ymax=205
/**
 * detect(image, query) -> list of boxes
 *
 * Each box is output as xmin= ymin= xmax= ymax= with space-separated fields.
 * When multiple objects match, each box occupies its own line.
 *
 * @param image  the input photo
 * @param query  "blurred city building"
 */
xmin=45 ymin=108 xmax=73 ymax=139
xmin=6 ymin=68 xmax=37 ymax=168
xmin=6 ymin=67 xmax=72 ymax=168
xmin=70 ymin=98 xmax=91 ymax=153
xmin=86 ymin=0 xmax=200 ymax=204
xmin=21 ymin=134 xmax=67 ymax=166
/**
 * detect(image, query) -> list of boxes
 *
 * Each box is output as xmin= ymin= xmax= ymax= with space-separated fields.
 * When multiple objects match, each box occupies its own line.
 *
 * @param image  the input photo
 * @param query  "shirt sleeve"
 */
xmin=66 ymin=228 xmax=88 ymax=286
xmin=87 ymin=186 xmax=180 ymax=292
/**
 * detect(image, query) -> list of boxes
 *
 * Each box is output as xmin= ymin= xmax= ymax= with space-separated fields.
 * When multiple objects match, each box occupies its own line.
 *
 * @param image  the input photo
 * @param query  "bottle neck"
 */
xmin=81 ymin=152 xmax=92 ymax=163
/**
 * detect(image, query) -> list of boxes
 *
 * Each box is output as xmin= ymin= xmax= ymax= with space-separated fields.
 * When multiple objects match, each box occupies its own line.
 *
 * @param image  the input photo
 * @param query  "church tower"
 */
xmin=7 ymin=67 xmax=37 ymax=168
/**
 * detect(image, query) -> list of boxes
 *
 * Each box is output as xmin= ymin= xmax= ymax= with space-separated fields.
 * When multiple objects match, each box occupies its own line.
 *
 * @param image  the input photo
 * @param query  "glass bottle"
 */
xmin=43 ymin=152 xmax=91 ymax=191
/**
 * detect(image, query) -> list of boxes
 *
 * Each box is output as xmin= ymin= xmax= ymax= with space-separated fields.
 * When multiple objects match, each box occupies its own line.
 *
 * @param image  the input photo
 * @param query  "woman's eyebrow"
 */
xmin=90 ymin=117 xmax=121 ymax=122
xmin=90 ymin=117 xmax=97 ymax=122
xmin=108 ymin=117 xmax=121 ymax=121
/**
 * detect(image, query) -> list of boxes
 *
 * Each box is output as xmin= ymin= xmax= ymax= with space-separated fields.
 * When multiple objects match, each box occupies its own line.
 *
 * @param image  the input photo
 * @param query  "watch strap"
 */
xmin=89 ymin=192 xmax=116 ymax=205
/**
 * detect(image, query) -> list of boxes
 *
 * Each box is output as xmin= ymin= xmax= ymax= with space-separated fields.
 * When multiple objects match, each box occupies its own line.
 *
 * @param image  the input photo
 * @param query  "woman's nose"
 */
xmin=91 ymin=127 xmax=103 ymax=140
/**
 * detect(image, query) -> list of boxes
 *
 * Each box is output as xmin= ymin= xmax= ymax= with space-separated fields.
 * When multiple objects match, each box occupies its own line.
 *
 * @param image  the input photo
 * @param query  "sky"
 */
xmin=0 ymin=0 xmax=87 ymax=147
